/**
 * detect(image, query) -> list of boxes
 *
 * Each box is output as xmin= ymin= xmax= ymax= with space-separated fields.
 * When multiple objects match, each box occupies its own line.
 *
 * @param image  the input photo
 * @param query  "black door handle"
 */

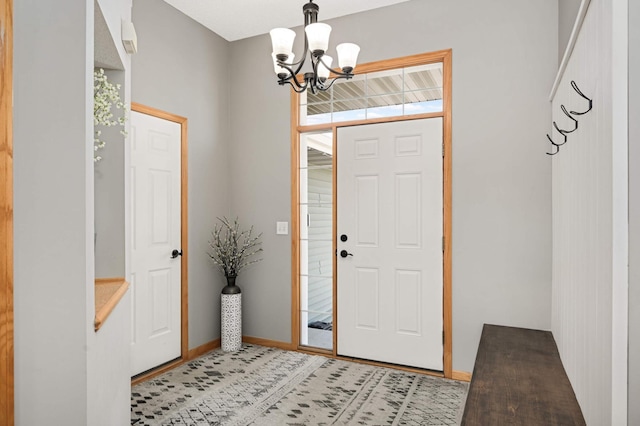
xmin=339 ymin=250 xmax=353 ymax=258
xmin=171 ymin=249 xmax=183 ymax=259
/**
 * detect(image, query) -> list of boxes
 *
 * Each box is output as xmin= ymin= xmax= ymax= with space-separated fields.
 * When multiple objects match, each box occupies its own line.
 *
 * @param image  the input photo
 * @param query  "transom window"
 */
xmin=299 ymin=62 xmax=443 ymax=125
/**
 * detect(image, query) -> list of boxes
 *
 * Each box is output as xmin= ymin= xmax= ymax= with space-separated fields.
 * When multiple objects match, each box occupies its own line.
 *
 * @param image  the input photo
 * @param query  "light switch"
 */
xmin=276 ymin=221 xmax=289 ymax=235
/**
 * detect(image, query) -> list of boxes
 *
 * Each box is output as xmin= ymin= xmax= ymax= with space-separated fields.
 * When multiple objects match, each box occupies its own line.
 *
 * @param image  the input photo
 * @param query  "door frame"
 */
xmin=0 ymin=0 xmax=14 ymax=423
xmin=130 ymin=102 xmax=189 ymax=370
xmin=290 ymin=50 xmax=453 ymax=378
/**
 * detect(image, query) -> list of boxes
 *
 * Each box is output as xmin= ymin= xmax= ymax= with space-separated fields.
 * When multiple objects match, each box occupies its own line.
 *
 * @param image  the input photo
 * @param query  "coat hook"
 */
xmin=553 ymin=122 xmax=571 ymax=141
xmin=550 ymin=122 xmax=568 ymax=146
xmin=558 ymin=105 xmax=578 ymax=134
xmin=546 ymin=121 xmax=567 ymax=156
xmin=569 ymin=80 xmax=592 ymax=115
xmin=546 ymin=132 xmax=565 ymax=155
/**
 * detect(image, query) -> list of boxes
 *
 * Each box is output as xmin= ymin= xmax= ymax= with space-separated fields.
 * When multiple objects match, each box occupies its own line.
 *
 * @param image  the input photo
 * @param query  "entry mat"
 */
xmin=131 ymin=344 xmax=468 ymax=425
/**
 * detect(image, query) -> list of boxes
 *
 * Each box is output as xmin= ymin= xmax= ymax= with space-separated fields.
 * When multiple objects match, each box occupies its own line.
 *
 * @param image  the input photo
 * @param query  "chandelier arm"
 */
xmin=284 ymin=79 xmax=309 ymax=93
xmin=311 ymin=55 xmax=322 ymax=89
xmin=278 ymin=56 xmax=305 ymax=68
xmin=277 ymin=63 xmax=309 ymax=92
xmin=281 ymin=72 xmax=308 ymax=92
xmin=278 ymin=63 xmax=299 ymax=79
xmin=315 ymin=74 xmax=350 ymax=92
xmin=292 ymin=33 xmax=311 ymax=76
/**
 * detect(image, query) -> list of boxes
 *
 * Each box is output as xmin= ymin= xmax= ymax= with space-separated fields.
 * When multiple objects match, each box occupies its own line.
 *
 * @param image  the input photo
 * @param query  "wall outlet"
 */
xmin=276 ymin=221 xmax=289 ymax=235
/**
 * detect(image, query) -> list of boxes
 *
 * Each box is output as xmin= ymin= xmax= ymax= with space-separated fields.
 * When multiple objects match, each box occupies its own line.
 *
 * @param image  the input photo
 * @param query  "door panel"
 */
xmin=130 ymin=111 xmax=182 ymax=376
xmin=337 ymin=118 xmax=443 ymax=371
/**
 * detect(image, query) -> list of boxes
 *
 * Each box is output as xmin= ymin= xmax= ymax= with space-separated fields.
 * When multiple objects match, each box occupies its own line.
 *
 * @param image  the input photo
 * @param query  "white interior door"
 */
xmin=337 ymin=118 xmax=443 ymax=370
xmin=130 ymin=110 xmax=182 ymax=376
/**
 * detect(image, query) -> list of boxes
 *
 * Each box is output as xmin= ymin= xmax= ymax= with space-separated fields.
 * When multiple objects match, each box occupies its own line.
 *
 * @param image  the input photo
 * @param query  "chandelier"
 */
xmin=269 ymin=1 xmax=361 ymax=94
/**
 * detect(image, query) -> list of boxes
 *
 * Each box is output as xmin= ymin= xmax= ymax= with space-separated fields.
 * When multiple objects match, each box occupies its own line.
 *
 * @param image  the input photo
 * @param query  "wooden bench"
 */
xmin=461 ymin=324 xmax=586 ymax=425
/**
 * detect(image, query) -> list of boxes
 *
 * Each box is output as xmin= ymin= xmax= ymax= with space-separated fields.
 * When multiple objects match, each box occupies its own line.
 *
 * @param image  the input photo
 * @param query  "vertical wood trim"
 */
xmin=290 ymin=90 xmax=300 ymax=348
xmin=180 ymin=118 xmax=189 ymax=359
xmin=0 ymin=0 xmax=14 ymax=423
xmin=442 ymin=49 xmax=453 ymax=379
xmin=332 ymin=126 xmax=338 ymax=356
xmin=291 ymin=50 xmax=454 ymax=377
xmin=130 ymin=103 xmax=189 ymax=361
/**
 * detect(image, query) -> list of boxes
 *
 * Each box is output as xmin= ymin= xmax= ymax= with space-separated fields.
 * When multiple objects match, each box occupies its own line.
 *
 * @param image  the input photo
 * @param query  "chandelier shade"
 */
xmin=269 ymin=28 xmax=296 ymax=59
xmin=305 ymin=23 xmax=331 ymax=54
xmin=317 ymin=55 xmax=333 ymax=80
xmin=336 ymin=43 xmax=360 ymax=73
xmin=269 ymin=1 xmax=360 ymax=94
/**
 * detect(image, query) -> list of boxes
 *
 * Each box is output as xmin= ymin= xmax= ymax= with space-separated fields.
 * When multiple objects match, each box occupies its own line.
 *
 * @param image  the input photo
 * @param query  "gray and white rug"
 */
xmin=131 ymin=344 xmax=468 ymax=425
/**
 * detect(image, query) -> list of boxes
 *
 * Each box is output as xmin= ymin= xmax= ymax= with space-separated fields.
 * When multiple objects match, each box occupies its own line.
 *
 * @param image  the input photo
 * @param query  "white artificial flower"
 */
xmin=93 ymin=68 xmax=127 ymax=162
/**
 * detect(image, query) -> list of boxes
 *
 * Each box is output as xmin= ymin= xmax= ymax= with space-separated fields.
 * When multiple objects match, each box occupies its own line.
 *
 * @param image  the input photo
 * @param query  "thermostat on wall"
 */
xmin=122 ymin=20 xmax=138 ymax=54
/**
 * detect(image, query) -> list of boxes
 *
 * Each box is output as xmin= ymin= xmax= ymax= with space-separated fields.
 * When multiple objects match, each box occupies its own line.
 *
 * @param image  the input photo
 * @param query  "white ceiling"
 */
xmin=162 ymin=0 xmax=412 ymax=42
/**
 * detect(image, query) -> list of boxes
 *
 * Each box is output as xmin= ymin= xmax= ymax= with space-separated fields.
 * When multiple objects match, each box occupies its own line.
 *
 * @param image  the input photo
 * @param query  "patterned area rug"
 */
xmin=131 ymin=344 xmax=468 ymax=425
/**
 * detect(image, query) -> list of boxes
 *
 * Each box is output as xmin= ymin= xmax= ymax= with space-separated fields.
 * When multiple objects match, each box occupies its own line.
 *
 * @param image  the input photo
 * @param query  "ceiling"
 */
xmin=162 ymin=0 xmax=412 ymax=42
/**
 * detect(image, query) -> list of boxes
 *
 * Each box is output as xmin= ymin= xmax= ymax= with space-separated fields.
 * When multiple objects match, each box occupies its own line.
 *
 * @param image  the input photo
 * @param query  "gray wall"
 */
xmin=629 ymin=0 xmax=640 ymax=421
xmin=132 ymin=0 xmax=231 ymax=349
xmin=229 ymin=0 xmax=557 ymax=371
xmin=559 ymin=0 xmax=583 ymax=62
xmin=14 ymin=0 xmax=94 ymax=423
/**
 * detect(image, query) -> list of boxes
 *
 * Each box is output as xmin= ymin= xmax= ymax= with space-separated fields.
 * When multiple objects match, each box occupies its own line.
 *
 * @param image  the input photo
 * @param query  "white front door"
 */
xmin=337 ymin=118 xmax=443 ymax=371
xmin=130 ymin=110 xmax=182 ymax=376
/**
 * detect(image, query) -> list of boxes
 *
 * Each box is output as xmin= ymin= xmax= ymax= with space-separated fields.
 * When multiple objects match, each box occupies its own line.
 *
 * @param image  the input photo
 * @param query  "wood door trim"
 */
xmin=297 ymin=111 xmax=445 ymax=134
xmin=290 ymin=91 xmax=300 ymax=348
xmin=1 ymin=0 xmax=14 ymax=423
xmin=130 ymin=102 xmax=189 ymax=362
xmin=442 ymin=50 xmax=453 ymax=378
xmin=290 ymin=50 xmax=454 ymax=378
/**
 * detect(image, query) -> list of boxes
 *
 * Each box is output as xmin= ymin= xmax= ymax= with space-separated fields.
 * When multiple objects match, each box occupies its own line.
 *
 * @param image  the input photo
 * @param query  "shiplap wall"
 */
xmin=551 ymin=0 xmax=626 ymax=424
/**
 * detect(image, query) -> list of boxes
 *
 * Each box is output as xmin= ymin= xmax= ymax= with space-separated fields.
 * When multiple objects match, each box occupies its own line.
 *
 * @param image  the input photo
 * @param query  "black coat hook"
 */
xmin=546 ymin=133 xmax=563 ymax=155
xmin=552 ymin=122 xmax=571 ymax=140
xmin=546 ymin=142 xmax=560 ymax=156
xmin=546 ymin=120 xmax=568 ymax=156
xmin=569 ymin=80 xmax=592 ymax=115
xmin=557 ymin=105 xmax=578 ymax=134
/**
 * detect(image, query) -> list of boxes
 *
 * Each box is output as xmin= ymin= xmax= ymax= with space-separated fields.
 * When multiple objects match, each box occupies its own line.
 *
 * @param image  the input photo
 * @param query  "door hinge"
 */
xmin=442 ymin=236 xmax=445 ymax=252
xmin=442 ymin=142 xmax=445 ymax=157
xmin=442 ymin=330 xmax=445 ymax=344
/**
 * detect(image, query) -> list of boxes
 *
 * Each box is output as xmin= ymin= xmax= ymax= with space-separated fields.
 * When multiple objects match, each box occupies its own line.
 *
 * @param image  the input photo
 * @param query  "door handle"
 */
xmin=171 ymin=249 xmax=183 ymax=259
xmin=339 ymin=250 xmax=353 ymax=258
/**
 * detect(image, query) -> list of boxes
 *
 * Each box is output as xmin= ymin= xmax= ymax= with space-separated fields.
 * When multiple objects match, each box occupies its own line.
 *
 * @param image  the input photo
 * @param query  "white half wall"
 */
xmin=550 ymin=0 xmax=628 ymax=424
xmin=627 ymin=0 xmax=640 ymax=422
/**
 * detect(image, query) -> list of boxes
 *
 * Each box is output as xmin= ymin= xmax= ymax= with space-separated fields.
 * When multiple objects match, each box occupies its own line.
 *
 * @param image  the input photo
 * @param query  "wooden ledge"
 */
xmin=95 ymin=278 xmax=129 ymax=331
xmin=462 ymin=324 xmax=585 ymax=425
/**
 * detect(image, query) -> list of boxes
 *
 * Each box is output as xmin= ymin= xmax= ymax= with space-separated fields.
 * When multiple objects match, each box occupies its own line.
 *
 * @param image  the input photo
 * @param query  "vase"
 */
xmin=222 ymin=275 xmax=242 ymax=294
xmin=221 ymin=275 xmax=242 ymax=352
